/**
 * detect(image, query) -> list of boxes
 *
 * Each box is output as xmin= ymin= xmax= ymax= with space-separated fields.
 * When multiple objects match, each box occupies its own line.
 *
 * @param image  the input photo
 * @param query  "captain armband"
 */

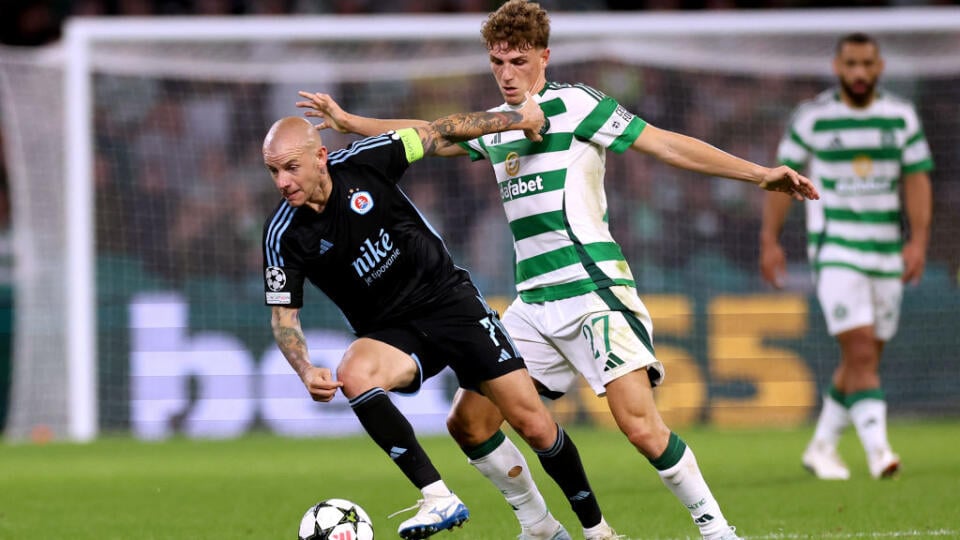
xmin=395 ymin=128 xmax=424 ymax=164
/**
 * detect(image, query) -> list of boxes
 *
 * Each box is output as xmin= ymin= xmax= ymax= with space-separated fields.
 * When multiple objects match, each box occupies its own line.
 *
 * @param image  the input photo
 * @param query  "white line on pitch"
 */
xmin=640 ymin=530 xmax=960 ymax=540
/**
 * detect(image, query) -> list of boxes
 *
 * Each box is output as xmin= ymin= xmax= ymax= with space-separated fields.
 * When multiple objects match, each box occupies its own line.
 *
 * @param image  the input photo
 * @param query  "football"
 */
xmin=298 ymin=498 xmax=374 ymax=540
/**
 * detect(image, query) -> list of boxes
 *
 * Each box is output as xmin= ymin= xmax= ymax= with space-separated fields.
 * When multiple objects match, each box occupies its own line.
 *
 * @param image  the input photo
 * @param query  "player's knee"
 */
xmin=336 ymin=359 xmax=377 ymax=396
xmin=506 ymin=410 xmax=556 ymax=449
xmin=445 ymin=411 xmax=469 ymax=443
xmin=446 ymin=411 xmax=499 ymax=447
xmin=620 ymin=415 xmax=670 ymax=457
xmin=842 ymin=341 xmax=879 ymax=370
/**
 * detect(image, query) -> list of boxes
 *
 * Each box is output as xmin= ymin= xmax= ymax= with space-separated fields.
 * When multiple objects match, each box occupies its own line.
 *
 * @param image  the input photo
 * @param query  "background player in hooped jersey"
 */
xmin=296 ymin=2 xmax=818 ymax=539
xmin=760 ymin=33 xmax=934 ymax=481
xmin=261 ymin=100 xmax=616 ymax=540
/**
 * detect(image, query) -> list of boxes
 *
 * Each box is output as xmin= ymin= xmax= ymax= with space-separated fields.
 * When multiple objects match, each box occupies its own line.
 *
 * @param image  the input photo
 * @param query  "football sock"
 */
xmin=420 ymin=480 xmax=453 ymax=499
xmin=847 ymin=389 xmax=891 ymax=454
xmin=651 ymin=433 xmax=729 ymax=539
xmin=349 ymin=387 xmax=441 ymax=489
xmin=534 ymin=424 xmax=603 ymax=528
xmin=464 ymin=430 xmax=551 ymax=530
xmin=582 ymin=517 xmax=614 ymax=538
xmin=811 ymin=386 xmax=850 ymax=447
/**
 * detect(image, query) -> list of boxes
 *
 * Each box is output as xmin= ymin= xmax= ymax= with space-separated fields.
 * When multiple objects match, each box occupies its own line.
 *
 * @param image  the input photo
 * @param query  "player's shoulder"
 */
xmin=263 ymin=200 xmax=299 ymax=242
xmin=264 ymin=200 xmax=295 ymax=226
xmin=327 ymin=132 xmax=397 ymax=166
xmin=875 ymin=89 xmax=921 ymax=113
xmin=787 ymin=89 xmax=838 ymax=128
xmin=794 ymin=89 xmax=838 ymax=115
xmin=542 ymin=81 xmax=609 ymax=104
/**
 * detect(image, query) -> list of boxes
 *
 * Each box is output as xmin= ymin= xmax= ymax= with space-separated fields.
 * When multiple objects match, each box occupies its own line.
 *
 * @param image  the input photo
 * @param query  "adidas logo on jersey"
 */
xmin=319 ymin=239 xmax=334 ymax=254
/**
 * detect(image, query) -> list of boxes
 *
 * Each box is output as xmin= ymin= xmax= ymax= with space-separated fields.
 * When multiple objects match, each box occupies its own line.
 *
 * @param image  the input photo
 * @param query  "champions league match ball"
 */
xmin=298 ymin=499 xmax=374 ymax=540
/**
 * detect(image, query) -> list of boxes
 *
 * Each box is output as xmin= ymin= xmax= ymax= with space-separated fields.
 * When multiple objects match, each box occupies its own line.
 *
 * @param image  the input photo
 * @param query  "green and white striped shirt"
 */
xmin=777 ymin=89 xmax=934 ymax=278
xmin=462 ymin=82 xmax=646 ymax=302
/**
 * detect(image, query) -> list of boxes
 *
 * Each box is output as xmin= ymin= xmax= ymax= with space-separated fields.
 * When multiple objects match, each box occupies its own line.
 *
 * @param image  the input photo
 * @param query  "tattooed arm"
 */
xmin=297 ymin=90 xmax=545 ymax=158
xmin=271 ymin=306 xmax=342 ymax=402
xmin=414 ymin=94 xmax=545 ymax=156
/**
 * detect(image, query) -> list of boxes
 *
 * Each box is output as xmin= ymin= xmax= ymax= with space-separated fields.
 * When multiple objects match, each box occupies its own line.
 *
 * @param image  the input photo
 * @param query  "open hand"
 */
xmin=759 ymin=166 xmax=819 ymax=201
xmin=296 ymin=91 xmax=351 ymax=134
xmin=902 ymin=240 xmax=926 ymax=285
xmin=759 ymin=240 xmax=788 ymax=289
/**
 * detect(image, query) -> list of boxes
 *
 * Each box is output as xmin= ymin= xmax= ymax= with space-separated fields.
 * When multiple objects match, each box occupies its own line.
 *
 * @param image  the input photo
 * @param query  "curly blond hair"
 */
xmin=481 ymin=0 xmax=550 ymax=52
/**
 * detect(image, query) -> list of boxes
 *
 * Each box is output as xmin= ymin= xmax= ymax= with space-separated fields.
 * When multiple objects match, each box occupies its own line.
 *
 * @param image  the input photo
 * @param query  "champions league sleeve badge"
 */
xmin=265 ymin=266 xmax=287 ymax=291
xmin=264 ymin=266 xmax=291 ymax=304
xmin=349 ymin=191 xmax=374 ymax=215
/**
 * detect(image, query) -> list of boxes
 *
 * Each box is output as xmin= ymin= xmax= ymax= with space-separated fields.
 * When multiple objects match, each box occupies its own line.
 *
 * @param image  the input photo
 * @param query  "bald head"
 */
xmin=263 ymin=117 xmax=330 ymax=210
xmin=263 ymin=116 xmax=322 ymax=155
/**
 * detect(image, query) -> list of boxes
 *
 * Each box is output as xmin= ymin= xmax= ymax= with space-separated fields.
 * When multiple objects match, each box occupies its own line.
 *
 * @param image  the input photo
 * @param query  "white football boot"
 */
xmin=710 ymin=526 xmax=742 ymax=540
xmin=518 ymin=513 xmax=571 ymax=540
xmin=583 ymin=519 xmax=624 ymax=540
xmin=868 ymin=448 xmax=901 ymax=479
xmin=394 ymin=493 xmax=469 ymax=539
xmin=802 ymin=440 xmax=851 ymax=480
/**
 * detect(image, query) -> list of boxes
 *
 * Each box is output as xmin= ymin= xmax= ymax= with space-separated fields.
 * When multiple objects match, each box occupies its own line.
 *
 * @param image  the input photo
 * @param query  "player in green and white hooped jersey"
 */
xmin=297 ymin=2 xmax=817 ymax=538
xmin=760 ymin=33 xmax=933 ymax=481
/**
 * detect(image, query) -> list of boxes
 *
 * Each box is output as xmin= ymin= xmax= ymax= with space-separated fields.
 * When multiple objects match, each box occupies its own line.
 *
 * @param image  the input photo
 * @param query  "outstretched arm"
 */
xmin=631 ymin=124 xmax=819 ymax=201
xmin=297 ymin=92 xmax=542 ymax=157
xmin=297 ymin=91 xmax=429 ymax=136
xmin=296 ymin=91 xmax=544 ymax=158
xmin=412 ymin=96 xmax=544 ymax=156
xmin=271 ymin=306 xmax=342 ymax=402
xmin=901 ymin=171 xmax=932 ymax=285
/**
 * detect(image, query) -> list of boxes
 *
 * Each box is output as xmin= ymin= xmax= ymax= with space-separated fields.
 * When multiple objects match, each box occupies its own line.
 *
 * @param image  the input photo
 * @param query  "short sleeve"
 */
xmin=262 ymin=206 xmax=305 ymax=308
xmin=569 ymin=91 xmax=646 ymax=154
xmin=777 ymin=107 xmax=812 ymax=170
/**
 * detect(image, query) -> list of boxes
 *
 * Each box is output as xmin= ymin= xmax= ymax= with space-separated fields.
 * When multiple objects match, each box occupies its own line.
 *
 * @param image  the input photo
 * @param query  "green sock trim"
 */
xmin=845 ymin=388 xmax=885 ymax=407
xmin=649 ymin=432 xmax=687 ymax=471
xmin=463 ymin=430 xmax=507 ymax=460
xmin=827 ymin=385 xmax=846 ymax=405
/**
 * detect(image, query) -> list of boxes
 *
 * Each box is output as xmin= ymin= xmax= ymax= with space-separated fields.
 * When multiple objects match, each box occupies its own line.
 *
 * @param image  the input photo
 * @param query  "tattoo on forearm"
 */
xmin=274 ymin=324 xmax=310 ymax=377
xmin=426 ymin=110 xmax=524 ymax=150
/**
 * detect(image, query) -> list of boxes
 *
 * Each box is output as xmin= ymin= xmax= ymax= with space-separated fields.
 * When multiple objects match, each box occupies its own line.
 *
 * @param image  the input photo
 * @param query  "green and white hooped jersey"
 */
xmin=777 ymin=89 xmax=934 ymax=278
xmin=462 ymin=82 xmax=646 ymax=302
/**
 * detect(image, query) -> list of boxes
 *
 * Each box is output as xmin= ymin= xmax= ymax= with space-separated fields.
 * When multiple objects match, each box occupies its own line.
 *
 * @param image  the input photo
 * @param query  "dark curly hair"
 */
xmin=835 ymin=32 xmax=879 ymax=56
xmin=481 ymin=0 xmax=550 ymax=53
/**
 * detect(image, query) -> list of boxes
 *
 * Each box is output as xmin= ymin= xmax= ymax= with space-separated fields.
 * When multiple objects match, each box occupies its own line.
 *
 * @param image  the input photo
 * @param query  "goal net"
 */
xmin=2 ymin=8 xmax=959 ymax=441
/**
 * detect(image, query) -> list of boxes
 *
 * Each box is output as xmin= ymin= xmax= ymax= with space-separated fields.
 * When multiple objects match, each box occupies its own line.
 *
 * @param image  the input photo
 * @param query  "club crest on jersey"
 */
xmin=852 ymin=155 xmax=873 ymax=178
xmin=504 ymin=151 xmax=521 ymax=177
xmin=350 ymin=191 xmax=374 ymax=215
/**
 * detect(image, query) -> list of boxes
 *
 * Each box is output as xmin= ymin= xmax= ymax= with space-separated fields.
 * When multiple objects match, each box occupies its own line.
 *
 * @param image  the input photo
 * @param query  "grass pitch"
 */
xmin=2 ymin=420 xmax=958 ymax=539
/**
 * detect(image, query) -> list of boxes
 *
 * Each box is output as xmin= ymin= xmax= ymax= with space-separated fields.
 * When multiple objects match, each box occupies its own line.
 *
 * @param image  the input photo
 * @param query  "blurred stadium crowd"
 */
xmin=0 ymin=0 xmax=958 ymax=304
xmin=1 ymin=0 xmax=957 ymax=46
xmin=42 ymin=61 xmax=957 ymax=302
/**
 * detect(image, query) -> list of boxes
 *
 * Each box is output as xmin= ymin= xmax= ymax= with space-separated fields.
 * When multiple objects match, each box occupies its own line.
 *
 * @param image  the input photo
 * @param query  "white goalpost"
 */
xmin=2 ymin=7 xmax=959 ymax=441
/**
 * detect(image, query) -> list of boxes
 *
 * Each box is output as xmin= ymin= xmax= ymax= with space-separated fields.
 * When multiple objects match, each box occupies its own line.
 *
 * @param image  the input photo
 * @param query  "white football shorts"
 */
xmin=501 ymin=285 xmax=664 ymax=397
xmin=816 ymin=266 xmax=903 ymax=341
